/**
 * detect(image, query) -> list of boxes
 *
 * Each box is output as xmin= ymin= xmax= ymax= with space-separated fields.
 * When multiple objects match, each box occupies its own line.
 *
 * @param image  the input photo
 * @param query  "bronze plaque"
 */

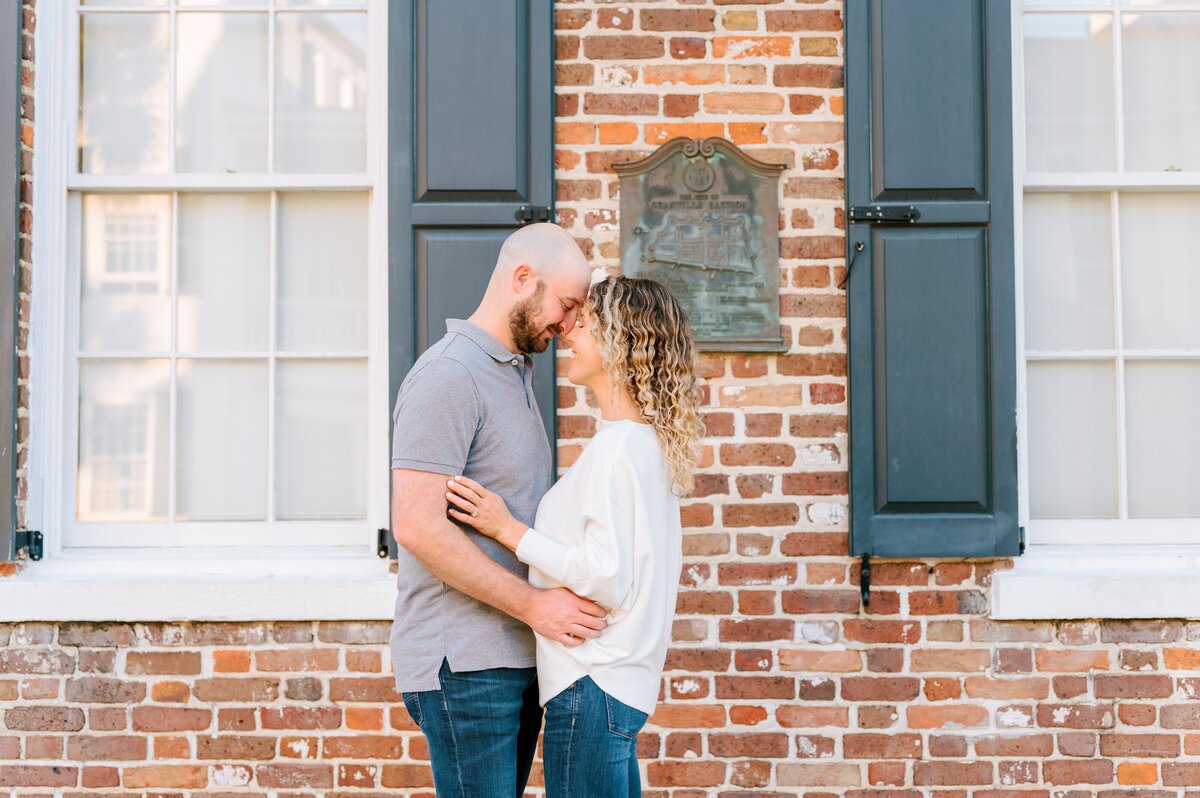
xmin=615 ymin=137 xmax=786 ymax=352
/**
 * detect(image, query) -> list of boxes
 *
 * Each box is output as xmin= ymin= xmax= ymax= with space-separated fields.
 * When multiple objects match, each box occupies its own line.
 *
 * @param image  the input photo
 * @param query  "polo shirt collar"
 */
xmin=446 ymin=319 xmax=530 ymax=364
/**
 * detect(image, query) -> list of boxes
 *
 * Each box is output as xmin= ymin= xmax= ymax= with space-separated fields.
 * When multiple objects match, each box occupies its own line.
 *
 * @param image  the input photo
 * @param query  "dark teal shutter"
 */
xmin=1 ymin=0 xmax=20 ymax=562
xmin=845 ymin=0 xmax=1020 ymax=558
xmin=387 ymin=0 xmax=556 ymax=558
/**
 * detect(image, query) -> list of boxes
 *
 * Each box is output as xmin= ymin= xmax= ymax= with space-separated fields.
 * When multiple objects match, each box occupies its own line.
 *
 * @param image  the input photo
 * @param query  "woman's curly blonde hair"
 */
xmin=586 ymin=275 xmax=704 ymax=496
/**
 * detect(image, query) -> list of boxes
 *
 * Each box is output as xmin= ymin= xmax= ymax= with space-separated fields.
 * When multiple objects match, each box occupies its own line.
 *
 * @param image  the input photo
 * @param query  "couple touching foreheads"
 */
xmin=389 ymin=223 xmax=702 ymax=797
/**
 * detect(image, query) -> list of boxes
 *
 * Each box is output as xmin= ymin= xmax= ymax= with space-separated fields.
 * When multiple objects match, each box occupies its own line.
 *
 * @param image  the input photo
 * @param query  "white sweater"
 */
xmin=514 ymin=418 xmax=683 ymax=715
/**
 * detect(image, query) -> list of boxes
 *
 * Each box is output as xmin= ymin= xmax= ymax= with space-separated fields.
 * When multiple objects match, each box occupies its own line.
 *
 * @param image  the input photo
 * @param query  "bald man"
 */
xmin=389 ymin=224 xmax=600 ymax=798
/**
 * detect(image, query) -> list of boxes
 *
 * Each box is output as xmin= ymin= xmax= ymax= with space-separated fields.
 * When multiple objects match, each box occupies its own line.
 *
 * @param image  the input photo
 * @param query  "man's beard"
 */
xmin=509 ymin=281 xmax=557 ymax=354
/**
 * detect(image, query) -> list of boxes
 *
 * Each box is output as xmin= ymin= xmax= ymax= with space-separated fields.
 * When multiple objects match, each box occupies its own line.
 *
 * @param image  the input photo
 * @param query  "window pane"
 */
xmin=1024 ymin=14 xmax=1115 ymax=172
xmin=277 ymin=0 xmax=367 ymax=6
xmin=177 ymin=359 xmax=268 ymax=520
xmin=178 ymin=194 xmax=269 ymax=352
xmin=78 ymin=360 xmax=170 ymax=521
xmin=80 ymin=14 xmax=170 ymax=174
xmin=275 ymin=12 xmax=367 ymax=172
xmin=82 ymin=0 xmax=166 ymax=6
xmin=276 ymin=360 xmax=366 ymax=520
xmin=1120 ymin=193 xmax=1200 ymax=349
xmin=1125 ymin=362 xmax=1200 ymax=517
xmin=1122 ymin=14 xmax=1200 ymax=171
xmin=81 ymin=194 xmax=172 ymax=352
xmin=177 ymin=13 xmax=268 ymax=173
xmin=179 ymin=0 xmax=259 ymax=5
xmin=1023 ymin=193 xmax=1114 ymax=350
xmin=1027 ymin=361 xmax=1119 ymax=519
xmin=277 ymin=192 xmax=367 ymax=351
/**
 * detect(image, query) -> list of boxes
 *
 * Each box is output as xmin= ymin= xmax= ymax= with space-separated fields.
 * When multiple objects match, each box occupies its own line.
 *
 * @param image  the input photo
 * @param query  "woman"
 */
xmin=445 ymin=275 xmax=703 ymax=797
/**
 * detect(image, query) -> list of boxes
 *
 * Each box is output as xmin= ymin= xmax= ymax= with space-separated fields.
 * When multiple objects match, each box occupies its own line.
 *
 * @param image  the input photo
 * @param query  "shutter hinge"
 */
xmin=859 ymin=553 xmax=871 ymax=607
xmin=849 ymin=205 xmax=921 ymax=224
xmin=14 ymin=530 xmax=42 ymax=561
xmin=514 ymin=205 xmax=553 ymax=225
xmin=377 ymin=528 xmax=391 ymax=559
xmin=1018 ymin=526 xmax=1026 ymax=556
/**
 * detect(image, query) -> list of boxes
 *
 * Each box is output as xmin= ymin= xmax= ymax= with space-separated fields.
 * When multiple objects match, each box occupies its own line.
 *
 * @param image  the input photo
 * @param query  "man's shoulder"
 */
xmin=405 ymin=335 xmax=480 ymax=386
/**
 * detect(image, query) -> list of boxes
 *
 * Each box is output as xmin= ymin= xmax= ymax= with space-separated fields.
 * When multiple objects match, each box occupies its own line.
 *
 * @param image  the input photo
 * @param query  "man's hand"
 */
xmin=523 ymin=587 xmax=608 ymax=649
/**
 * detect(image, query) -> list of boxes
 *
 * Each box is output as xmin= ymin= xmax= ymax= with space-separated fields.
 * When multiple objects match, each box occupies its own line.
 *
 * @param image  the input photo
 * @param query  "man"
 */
xmin=389 ymin=223 xmax=603 ymax=798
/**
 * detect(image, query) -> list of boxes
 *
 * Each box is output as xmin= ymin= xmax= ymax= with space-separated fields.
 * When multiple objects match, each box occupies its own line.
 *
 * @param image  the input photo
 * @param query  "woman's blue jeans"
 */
xmin=542 ymin=676 xmax=649 ymax=798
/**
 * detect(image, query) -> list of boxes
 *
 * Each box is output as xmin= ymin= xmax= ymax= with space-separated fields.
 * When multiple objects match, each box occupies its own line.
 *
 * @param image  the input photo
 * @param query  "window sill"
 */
xmin=0 ymin=553 xmax=397 ymax=622
xmin=991 ymin=545 xmax=1200 ymax=620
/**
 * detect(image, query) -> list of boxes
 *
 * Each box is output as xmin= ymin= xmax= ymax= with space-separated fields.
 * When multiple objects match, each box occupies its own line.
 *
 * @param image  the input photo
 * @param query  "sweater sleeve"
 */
xmin=514 ymin=447 xmax=639 ymax=613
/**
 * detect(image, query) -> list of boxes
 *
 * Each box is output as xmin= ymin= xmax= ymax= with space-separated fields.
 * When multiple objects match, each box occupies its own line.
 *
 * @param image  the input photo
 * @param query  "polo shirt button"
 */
xmin=511 ymin=358 xmax=519 ymax=366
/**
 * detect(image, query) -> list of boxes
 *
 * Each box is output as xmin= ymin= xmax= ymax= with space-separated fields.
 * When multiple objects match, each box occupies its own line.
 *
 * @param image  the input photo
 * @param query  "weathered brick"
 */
xmin=66 ymin=735 xmax=147 ymax=761
xmin=193 ymin=678 xmax=279 ymax=703
xmin=64 ymin=677 xmax=146 ymax=704
xmin=123 ymin=765 xmax=207 ymax=789
xmin=197 ymin=735 xmax=277 ymax=760
xmin=4 ymin=706 xmax=85 ymax=732
xmin=132 ymin=706 xmax=211 ymax=732
xmin=1044 ymin=759 xmax=1114 ymax=785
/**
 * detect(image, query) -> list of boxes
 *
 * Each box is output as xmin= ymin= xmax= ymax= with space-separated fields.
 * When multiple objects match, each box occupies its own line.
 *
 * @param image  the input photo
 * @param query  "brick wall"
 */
xmin=4 ymin=1 xmax=1200 ymax=797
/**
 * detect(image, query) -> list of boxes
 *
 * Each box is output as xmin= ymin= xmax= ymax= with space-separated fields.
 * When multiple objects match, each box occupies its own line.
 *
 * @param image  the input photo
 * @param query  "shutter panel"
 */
xmin=1 ymin=0 xmax=19 ymax=562
xmin=387 ymin=0 xmax=556 ymax=558
xmin=845 ymin=0 xmax=1020 ymax=558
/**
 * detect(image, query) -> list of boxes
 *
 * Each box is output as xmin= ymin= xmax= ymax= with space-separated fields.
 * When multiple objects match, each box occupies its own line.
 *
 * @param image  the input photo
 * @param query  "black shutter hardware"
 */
xmin=377 ymin=528 xmax=391 ymax=559
xmin=514 ymin=205 xmax=553 ymax=225
xmin=14 ymin=530 xmax=41 ymax=561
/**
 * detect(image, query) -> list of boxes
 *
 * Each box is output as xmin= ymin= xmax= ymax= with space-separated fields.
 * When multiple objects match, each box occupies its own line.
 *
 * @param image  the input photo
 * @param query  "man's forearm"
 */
xmin=395 ymin=512 xmax=535 ymax=623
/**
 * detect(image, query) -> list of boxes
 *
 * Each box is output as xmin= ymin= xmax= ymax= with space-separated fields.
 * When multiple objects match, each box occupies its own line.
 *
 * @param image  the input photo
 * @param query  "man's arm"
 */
xmin=392 ymin=469 xmax=607 ymax=645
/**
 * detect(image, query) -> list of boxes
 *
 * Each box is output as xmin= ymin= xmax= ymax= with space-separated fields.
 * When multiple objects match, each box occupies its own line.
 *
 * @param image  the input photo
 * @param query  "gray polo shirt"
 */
xmin=389 ymin=319 xmax=552 ymax=692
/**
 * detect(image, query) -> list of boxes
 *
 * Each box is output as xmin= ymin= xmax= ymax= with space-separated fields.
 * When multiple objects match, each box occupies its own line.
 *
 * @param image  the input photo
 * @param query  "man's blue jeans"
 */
xmin=401 ymin=659 xmax=541 ymax=798
xmin=542 ymin=676 xmax=649 ymax=798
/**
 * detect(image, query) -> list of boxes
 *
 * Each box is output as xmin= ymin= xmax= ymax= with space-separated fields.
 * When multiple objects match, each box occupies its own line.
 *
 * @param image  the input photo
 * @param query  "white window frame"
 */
xmin=1 ymin=0 xmax=395 ymax=620
xmin=995 ymin=0 xmax=1200 ymax=620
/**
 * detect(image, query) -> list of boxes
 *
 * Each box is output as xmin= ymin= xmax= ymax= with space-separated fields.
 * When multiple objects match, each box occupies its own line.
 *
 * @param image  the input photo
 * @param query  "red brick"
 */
xmin=582 ymin=36 xmax=663 ymax=60
xmin=322 ymin=735 xmax=403 ymax=760
xmin=1162 ymin=704 xmax=1200 ymax=728
xmin=261 ymin=707 xmax=342 ymax=730
xmin=844 ymin=621 xmax=920 ymax=645
xmin=81 ymin=766 xmax=119 ymax=788
xmin=709 ymin=733 xmax=788 ymax=758
xmin=647 ymin=761 xmax=727 ymax=787
xmin=123 ymin=765 xmax=206 ymax=789
xmin=914 ymin=761 xmax=993 ymax=786
xmin=964 ymin=676 xmax=1050 ymax=700
xmin=596 ymin=7 xmax=633 ymax=30
xmin=1164 ymin=763 xmax=1200 ymax=786
xmin=719 ymin=619 xmax=793 ymax=642
xmin=765 ymin=10 xmax=843 ymax=31
xmin=718 ymin=562 xmax=796 ymax=586
xmin=132 ymin=706 xmax=212 ymax=732
xmin=1095 ymin=674 xmax=1173 ymax=699
xmin=704 ymin=92 xmax=786 ymax=115
xmin=908 ymin=705 xmax=989 ymax=730
xmin=648 ymin=704 xmax=726 ymax=729
xmin=841 ymin=677 xmax=920 ymax=702
xmin=66 ymin=735 xmax=146 ymax=761
xmin=1035 ymin=649 xmax=1110 ymax=672
xmin=844 ymin=733 xmax=923 ymax=759
xmin=777 ymin=706 xmax=849 ymax=728
xmin=4 ymin=706 xmax=85 ymax=732
xmin=715 ymin=675 xmax=794 ymax=699
xmin=782 ymin=589 xmax=859 ymax=614
xmin=555 ymin=9 xmax=590 ymax=30
xmin=1044 ymin=760 xmax=1114 ymax=785
xmin=0 ymin=765 xmax=80 ymax=787
xmin=583 ymin=93 xmax=659 ymax=116
xmin=192 ymin=678 xmax=279 ymax=703
xmin=911 ymin=649 xmax=991 ymax=672
xmin=775 ymin=64 xmax=843 ymax=88
xmin=1037 ymin=703 xmax=1116 ymax=729
xmin=642 ymin=9 xmax=716 ymax=32
xmin=722 ymin=503 xmax=798 ymax=527
xmin=669 ymin=37 xmax=707 ymax=59
xmin=974 ymin=734 xmax=1054 ymax=757
xmin=720 ymin=443 xmax=795 ymax=467
xmin=126 ymin=651 xmax=202 ymax=675
xmin=256 ymin=764 xmax=334 ymax=788
xmin=713 ymin=36 xmax=792 ymax=58
xmin=197 ymin=735 xmax=276 ymax=760
xmin=1099 ymin=734 xmax=1180 ymax=758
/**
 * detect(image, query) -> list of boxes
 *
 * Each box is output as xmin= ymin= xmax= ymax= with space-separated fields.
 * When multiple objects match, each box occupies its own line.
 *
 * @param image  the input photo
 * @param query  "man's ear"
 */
xmin=511 ymin=262 xmax=535 ymax=293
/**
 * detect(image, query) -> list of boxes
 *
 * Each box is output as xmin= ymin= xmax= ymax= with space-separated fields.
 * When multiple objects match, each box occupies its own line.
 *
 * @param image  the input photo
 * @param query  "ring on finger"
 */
xmin=471 ymin=509 xmax=478 ymax=517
